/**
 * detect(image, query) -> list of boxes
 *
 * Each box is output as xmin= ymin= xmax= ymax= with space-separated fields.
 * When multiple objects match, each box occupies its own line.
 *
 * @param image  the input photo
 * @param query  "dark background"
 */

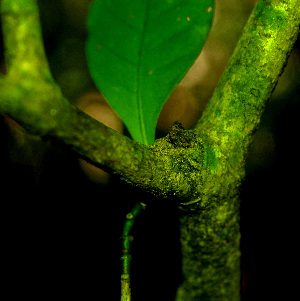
xmin=1 ymin=1 xmax=299 ymax=300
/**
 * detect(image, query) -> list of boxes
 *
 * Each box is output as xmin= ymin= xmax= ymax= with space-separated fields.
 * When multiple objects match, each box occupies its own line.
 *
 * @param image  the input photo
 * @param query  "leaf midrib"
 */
xmin=136 ymin=0 xmax=151 ymax=145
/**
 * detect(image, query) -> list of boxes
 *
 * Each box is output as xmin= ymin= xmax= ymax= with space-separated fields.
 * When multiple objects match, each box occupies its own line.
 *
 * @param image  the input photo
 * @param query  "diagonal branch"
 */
xmin=0 ymin=0 xmax=207 ymax=202
xmin=0 ymin=75 xmax=205 ymax=202
xmin=0 ymin=0 xmax=299 ymax=207
xmin=195 ymin=0 xmax=300 ymax=156
xmin=0 ymin=1 xmax=142 ymax=186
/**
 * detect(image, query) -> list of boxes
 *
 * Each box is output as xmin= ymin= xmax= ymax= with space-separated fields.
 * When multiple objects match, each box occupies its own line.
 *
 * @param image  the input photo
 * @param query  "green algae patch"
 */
xmin=254 ymin=1 xmax=288 ymax=32
xmin=203 ymin=144 xmax=219 ymax=172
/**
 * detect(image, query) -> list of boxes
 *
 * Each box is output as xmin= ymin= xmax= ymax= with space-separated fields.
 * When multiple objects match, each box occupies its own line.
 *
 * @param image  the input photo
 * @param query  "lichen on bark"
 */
xmin=0 ymin=0 xmax=299 ymax=300
xmin=177 ymin=196 xmax=241 ymax=301
xmin=175 ymin=1 xmax=299 ymax=299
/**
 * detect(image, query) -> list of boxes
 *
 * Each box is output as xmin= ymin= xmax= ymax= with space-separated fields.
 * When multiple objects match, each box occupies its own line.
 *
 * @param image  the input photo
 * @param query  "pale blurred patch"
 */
xmin=157 ymin=85 xmax=202 ymax=131
xmin=76 ymin=92 xmax=123 ymax=185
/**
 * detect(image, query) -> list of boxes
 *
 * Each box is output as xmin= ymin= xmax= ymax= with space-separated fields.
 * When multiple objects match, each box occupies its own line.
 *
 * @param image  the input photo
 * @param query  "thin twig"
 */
xmin=121 ymin=202 xmax=146 ymax=301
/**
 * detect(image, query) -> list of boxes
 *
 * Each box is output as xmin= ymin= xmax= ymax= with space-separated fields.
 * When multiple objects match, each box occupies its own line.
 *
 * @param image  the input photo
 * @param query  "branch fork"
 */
xmin=0 ymin=0 xmax=299 ymax=208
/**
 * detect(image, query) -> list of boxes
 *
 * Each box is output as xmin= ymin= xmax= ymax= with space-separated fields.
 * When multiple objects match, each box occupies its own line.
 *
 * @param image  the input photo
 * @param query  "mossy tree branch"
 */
xmin=0 ymin=0 xmax=205 ymax=202
xmin=0 ymin=0 xmax=298 ymax=204
xmin=196 ymin=0 xmax=300 ymax=156
xmin=176 ymin=1 xmax=299 ymax=300
xmin=1 ymin=0 xmax=51 ymax=79
xmin=0 ymin=0 xmax=299 ymax=299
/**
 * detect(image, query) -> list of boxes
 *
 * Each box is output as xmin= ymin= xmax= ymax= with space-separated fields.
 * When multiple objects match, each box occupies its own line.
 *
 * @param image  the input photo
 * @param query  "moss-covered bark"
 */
xmin=177 ymin=196 xmax=241 ymax=300
xmin=1 ymin=0 xmax=52 ymax=79
xmin=0 ymin=0 xmax=299 ymax=300
xmin=176 ymin=1 xmax=299 ymax=299
xmin=196 ymin=0 xmax=300 ymax=151
xmin=173 ymin=124 xmax=245 ymax=300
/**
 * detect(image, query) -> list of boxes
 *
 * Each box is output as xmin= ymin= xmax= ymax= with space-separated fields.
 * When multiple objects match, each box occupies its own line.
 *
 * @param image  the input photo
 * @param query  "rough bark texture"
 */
xmin=0 ymin=0 xmax=299 ymax=300
xmin=176 ymin=1 xmax=299 ymax=299
xmin=175 ymin=124 xmax=245 ymax=300
xmin=177 ymin=196 xmax=241 ymax=300
xmin=175 ymin=1 xmax=299 ymax=299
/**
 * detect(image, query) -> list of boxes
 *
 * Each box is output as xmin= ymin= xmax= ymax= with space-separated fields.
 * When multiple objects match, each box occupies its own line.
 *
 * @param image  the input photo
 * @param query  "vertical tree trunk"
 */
xmin=177 ymin=193 xmax=241 ymax=300
xmin=176 ymin=1 xmax=300 ymax=298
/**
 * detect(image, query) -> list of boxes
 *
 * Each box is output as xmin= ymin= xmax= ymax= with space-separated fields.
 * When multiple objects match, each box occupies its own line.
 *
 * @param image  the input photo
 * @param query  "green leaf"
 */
xmin=86 ymin=0 xmax=214 ymax=145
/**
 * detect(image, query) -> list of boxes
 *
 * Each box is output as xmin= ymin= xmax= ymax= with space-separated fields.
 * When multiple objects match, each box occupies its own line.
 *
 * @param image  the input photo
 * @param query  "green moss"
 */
xmin=176 ymin=0 xmax=299 ymax=297
xmin=1 ymin=1 xmax=298 ymax=300
xmin=203 ymin=144 xmax=219 ymax=172
xmin=254 ymin=1 xmax=288 ymax=31
xmin=177 ymin=194 xmax=241 ymax=301
xmin=1 ymin=0 xmax=52 ymax=79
